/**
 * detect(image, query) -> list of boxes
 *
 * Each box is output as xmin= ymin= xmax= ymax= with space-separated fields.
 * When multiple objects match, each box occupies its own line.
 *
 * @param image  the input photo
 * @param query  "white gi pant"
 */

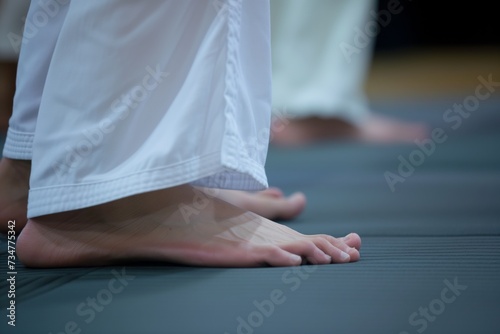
xmin=3 ymin=0 xmax=272 ymax=218
xmin=271 ymin=0 xmax=375 ymax=125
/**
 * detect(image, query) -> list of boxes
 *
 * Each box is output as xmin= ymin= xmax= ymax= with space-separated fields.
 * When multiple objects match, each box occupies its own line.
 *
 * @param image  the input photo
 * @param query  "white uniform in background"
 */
xmin=271 ymin=0 xmax=375 ymax=125
xmin=3 ymin=0 xmax=272 ymax=218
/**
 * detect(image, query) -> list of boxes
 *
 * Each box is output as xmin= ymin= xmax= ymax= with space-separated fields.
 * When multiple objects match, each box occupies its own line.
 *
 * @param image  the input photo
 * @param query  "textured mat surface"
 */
xmin=1 ymin=97 xmax=499 ymax=334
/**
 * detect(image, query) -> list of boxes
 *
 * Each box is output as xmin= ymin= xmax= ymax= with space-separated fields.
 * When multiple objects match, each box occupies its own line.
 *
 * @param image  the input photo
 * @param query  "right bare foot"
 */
xmin=17 ymin=185 xmax=360 ymax=268
xmin=0 ymin=158 xmax=30 ymax=233
xmin=203 ymin=187 xmax=307 ymax=220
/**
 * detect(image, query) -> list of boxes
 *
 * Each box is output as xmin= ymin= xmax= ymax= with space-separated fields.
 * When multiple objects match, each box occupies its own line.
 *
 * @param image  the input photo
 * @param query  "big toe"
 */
xmin=277 ymin=192 xmax=306 ymax=220
xmin=342 ymin=233 xmax=362 ymax=251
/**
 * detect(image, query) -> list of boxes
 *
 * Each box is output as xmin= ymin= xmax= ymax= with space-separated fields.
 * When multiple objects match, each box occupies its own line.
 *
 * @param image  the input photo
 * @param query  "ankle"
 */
xmin=0 ymin=158 xmax=31 ymax=182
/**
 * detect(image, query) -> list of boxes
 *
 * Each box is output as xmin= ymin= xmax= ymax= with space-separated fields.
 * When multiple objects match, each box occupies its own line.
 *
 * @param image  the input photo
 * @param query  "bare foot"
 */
xmin=357 ymin=115 xmax=429 ymax=143
xmin=17 ymin=185 xmax=360 ymax=268
xmin=271 ymin=114 xmax=428 ymax=146
xmin=0 ymin=158 xmax=30 ymax=233
xmin=204 ymin=187 xmax=306 ymax=220
xmin=271 ymin=117 xmax=356 ymax=146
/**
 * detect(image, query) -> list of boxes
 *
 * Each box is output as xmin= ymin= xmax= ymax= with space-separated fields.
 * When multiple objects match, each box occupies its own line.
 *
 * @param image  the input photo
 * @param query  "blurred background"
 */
xmin=368 ymin=0 xmax=500 ymax=99
xmin=0 ymin=2 xmax=499 ymax=333
xmin=1 ymin=0 xmax=499 ymax=131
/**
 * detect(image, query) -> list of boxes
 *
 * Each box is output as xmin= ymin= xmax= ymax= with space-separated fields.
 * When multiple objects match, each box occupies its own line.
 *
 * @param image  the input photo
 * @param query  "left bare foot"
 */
xmin=16 ymin=184 xmax=360 ymax=268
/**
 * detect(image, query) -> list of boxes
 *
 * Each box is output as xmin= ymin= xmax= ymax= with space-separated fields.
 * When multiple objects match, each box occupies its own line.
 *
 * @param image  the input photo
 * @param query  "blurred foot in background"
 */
xmin=270 ymin=0 xmax=427 ymax=147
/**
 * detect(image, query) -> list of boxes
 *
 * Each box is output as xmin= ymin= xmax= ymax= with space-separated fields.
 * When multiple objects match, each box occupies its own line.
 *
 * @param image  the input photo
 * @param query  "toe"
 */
xmin=282 ymin=240 xmax=332 ymax=265
xmin=311 ymin=237 xmax=354 ymax=263
xmin=341 ymin=233 xmax=362 ymax=250
xmin=263 ymin=246 xmax=302 ymax=267
xmin=277 ymin=192 xmax=306 ymax=220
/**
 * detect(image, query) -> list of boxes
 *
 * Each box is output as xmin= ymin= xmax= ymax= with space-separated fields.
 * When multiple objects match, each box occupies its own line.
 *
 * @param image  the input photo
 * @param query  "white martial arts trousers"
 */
xmin=271 ymin=0 xmax=375 ymax=125
xmin=3 ymin=0 xmax=272 ymax=218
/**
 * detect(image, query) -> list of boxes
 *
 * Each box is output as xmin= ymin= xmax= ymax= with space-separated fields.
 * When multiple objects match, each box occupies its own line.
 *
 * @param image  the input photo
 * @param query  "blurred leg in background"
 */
xmin=0 ymin=0 xmax=30 ymax=133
